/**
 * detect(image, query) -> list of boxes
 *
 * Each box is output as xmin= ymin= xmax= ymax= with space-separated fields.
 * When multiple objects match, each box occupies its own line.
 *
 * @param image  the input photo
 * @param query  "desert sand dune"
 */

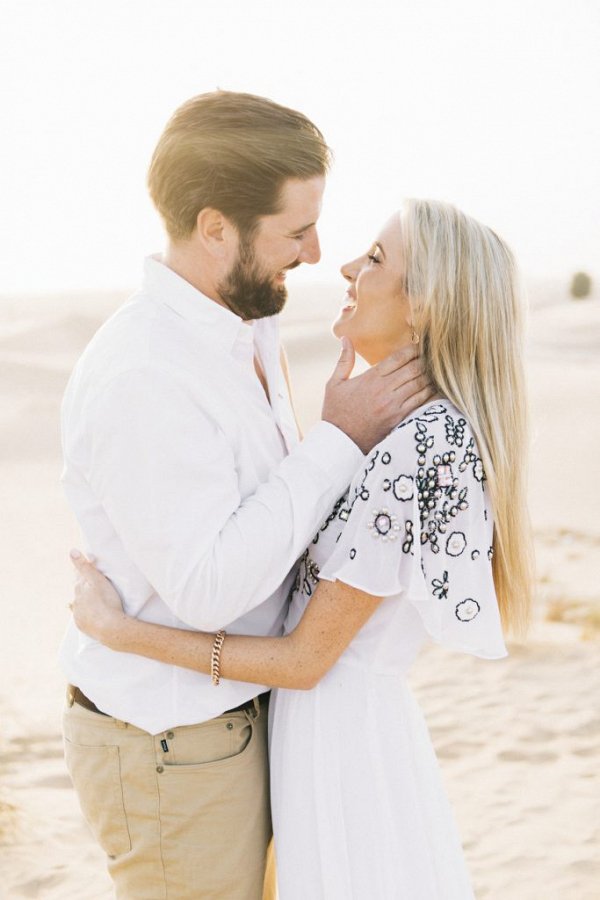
xmin=1 ymin=280 xmax=598 ymax=899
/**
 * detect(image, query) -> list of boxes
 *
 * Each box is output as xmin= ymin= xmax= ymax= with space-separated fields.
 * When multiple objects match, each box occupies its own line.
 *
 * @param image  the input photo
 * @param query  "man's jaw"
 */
xmin=218 ymin=264 xmax=289 ymax=320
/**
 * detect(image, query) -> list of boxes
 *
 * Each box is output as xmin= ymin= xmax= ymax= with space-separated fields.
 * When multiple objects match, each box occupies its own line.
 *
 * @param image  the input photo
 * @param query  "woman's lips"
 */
xmin=341 ymin=291 xmax=357 ymax=312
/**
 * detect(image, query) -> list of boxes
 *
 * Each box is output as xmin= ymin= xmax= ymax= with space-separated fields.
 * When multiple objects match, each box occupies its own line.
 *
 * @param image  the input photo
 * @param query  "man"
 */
xmin=60 ymin=91 xmax=431 ymax=900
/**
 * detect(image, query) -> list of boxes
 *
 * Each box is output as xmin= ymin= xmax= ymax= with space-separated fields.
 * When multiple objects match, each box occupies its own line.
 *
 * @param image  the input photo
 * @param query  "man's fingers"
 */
xmin=330 ymin=337 xmax=356 ymax=383
xmin=381 ymin=361 xmax=425 ymax=391
xmin=391 ymin=372 xmax=432 ymax=396
xmin=398 ymin=384 xmax=437 ymax=419
xmin=375 ymin=344 xmax=420 ymax=377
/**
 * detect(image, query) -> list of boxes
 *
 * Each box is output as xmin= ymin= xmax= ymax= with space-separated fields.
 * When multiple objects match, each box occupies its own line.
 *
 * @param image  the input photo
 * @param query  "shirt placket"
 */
xmin=254 ymin=326 xmax=298 ymax=454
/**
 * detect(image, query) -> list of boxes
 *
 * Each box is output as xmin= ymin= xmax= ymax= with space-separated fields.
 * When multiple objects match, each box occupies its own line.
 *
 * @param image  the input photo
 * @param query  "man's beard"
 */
xmin=217 ymin=238 xmax=295 ymax=320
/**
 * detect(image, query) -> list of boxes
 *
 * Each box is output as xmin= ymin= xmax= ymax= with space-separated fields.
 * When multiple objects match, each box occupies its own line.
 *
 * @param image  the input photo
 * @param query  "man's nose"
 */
xmin=299 ymin=229 xmax=321 ymax=265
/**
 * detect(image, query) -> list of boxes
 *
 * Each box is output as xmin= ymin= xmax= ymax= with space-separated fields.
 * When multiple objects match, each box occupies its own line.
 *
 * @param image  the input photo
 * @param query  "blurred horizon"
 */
xmin=0 ymin=0 xmax=598 ymax=293
xmin=0 ymin=273 xmax=588 ymax=329
xmin=0 ymin=272 xmax=595 ymax=307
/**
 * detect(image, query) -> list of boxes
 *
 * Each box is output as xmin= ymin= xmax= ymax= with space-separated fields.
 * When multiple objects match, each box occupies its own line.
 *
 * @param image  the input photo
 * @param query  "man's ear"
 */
xmin=195 ymin=207 xmax=236 ymax=259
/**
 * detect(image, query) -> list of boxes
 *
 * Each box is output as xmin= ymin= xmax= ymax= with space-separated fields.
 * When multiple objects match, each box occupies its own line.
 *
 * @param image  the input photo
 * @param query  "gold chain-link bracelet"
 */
xmin=210 ymin=630 xmax=227 ymax=685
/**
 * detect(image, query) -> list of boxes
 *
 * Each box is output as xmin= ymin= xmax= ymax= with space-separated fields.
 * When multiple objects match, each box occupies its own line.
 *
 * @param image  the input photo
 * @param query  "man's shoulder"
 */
xmin=66 ymin=293 xmax=158 ymax=393
xmin=67 ymin=289 xmax=209 ymax=400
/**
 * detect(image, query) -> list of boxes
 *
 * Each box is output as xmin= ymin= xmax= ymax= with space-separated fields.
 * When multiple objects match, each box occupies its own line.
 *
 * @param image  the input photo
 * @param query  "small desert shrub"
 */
xmin=570 ymin=271 xmax=592 ymax=299
xmin=0 ymin=798 xmax=17 ymax=843
xmin=546 ymin=595 xmax=600 ymax=640
xmin=581 ymin=604 xmax=600 ymax=640
xmin=546 ymin=597 xmax=578 ymax=623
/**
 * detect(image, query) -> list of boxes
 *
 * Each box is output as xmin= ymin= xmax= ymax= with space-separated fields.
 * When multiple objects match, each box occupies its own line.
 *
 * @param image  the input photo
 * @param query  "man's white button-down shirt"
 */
xmin=60 ymin=256 xmax=364 ymax=733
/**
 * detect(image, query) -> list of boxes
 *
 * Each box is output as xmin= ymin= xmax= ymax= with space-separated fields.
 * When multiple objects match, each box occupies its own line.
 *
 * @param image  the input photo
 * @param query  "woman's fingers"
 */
xmin=69 ymin=548 xmax=99 ymax=582
xmin=69 ymin=551 xmax=125 ymax=618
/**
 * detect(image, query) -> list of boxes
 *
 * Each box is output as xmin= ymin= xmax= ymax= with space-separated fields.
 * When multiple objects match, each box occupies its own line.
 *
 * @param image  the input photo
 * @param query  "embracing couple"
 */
xmin=61 ymin=91 xmax=533 ymax=900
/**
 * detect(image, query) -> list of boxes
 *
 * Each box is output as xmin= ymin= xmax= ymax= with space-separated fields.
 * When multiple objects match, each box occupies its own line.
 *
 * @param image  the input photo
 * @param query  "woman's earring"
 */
xmin=411 ymin=327 xmax=420 ymax=345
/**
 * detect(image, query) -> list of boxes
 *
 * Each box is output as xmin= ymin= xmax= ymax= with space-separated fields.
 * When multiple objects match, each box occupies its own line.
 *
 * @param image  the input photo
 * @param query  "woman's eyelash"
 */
xmin=368 ymin=254 xmax=381 ymax=264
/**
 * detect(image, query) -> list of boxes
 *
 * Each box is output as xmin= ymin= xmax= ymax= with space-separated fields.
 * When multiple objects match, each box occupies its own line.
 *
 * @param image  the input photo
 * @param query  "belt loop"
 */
xmin=250 ymin=696 xmax=261 ymax=720
xmin=66 ymin=684 xmax=76 ymax=707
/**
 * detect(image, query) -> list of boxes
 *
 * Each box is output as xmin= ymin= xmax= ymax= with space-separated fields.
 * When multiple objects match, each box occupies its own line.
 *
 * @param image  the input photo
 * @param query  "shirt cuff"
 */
xmin=296 ymin=421 xmax=365 ymax=486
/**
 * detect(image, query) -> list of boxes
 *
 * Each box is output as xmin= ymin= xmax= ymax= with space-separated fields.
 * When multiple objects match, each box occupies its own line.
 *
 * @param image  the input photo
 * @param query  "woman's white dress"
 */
xmin=269 ymin=401 xmax=508 ymax=900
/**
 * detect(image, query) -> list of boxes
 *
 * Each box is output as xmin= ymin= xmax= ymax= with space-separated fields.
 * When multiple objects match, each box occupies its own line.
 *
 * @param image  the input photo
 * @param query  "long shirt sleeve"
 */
xmin=87 ymin=367 xmax=362 ymax=631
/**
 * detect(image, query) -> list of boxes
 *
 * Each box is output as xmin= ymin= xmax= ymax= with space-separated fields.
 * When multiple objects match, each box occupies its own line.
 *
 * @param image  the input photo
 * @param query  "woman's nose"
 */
xmin=341 ymin=259 xmax=358 ymax=283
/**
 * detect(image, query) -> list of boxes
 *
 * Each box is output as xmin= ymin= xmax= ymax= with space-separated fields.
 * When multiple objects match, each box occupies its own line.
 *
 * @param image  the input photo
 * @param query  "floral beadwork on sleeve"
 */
xmin=366 ymin=508 xmax=401 ymax=542
xmin=293 ymin=549 xmax=321 ymax=597
xmin=432 ymin=570 xmax=450 ymax=599
xmin=307 ymin=402 xmax=497 ymax=636
xmin=395 ymin=408 xmax=491 ymax=622
xmin=386 ymin=404 xmax=491 ymax=622
xmin=393 ymin=475 xmax=414 ymax=502
xmin=311 ymin=490 xmax=351 ymax=545
xmin=444 ymin=414 xmax=467 ymax=447
xmin=455 ymin=598 xmax=481 ymax=621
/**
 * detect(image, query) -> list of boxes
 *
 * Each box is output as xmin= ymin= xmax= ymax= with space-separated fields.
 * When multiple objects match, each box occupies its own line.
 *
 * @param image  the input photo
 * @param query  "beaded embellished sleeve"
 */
xmin=318 ymin=402 xmax=507 ymax=659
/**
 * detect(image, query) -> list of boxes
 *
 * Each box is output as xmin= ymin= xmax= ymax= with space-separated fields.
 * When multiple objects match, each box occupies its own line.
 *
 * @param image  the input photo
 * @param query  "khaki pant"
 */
xmin=63 ymin=694 xmax=275 ymax=900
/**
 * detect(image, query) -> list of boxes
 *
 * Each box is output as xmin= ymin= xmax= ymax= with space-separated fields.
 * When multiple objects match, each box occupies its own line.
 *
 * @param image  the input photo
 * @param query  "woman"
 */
xmin=71 ymin=199 xmax=534 ymax=899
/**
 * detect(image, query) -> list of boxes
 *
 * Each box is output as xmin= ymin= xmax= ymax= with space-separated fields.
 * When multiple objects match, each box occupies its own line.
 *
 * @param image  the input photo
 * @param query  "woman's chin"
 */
xmin=331 ymin=319 xmax=386 ymax=365
xmin=331 ymin=304 xmax=359 ymax=338
xmin=332 ymin=327 xmax=364 ymax=360
xmin=331 ymin=319 xmax=345 ymax=340
xmin=331 ymin=323 xmax=368 ymax=361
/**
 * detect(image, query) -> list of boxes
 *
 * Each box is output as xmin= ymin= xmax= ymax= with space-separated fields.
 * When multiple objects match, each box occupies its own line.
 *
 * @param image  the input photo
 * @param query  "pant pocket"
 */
xmin=64 ymin=738 xmax=131 ymax=857
xmin=156 ymin=713 xmax=271 ymax=898
xmin=165 ymin=714 xmax=253 ymax=767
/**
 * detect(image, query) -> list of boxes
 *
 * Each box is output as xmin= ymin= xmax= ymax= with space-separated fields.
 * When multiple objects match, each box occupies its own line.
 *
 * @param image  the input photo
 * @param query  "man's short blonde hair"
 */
xmin=148 ymin=91 xmax=332 ymax=241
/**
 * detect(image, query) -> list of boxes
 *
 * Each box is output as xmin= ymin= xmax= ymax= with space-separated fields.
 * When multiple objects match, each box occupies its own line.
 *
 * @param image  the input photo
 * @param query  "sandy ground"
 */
xmin=0 ymin=280 xmax=599 ymax=899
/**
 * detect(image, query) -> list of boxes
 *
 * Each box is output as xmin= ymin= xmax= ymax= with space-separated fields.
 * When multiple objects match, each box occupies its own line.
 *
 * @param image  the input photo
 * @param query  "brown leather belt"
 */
xmin=68 ymin=685 xmax=269 ymax=720
xmin=68 ymin=685 xmax=109 ymax=716
xmin=224 ymin=691 xmax=270 ymax=715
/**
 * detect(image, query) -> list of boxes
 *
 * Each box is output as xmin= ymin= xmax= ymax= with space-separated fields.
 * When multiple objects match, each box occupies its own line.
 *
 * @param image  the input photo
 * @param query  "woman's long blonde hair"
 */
xmin=401 ymin=199 xmax=534 ymax=637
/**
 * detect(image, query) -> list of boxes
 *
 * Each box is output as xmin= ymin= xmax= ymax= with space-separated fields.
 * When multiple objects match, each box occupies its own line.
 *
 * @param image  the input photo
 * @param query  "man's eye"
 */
xmin=292 ymin=232 xmax=307 ymax=240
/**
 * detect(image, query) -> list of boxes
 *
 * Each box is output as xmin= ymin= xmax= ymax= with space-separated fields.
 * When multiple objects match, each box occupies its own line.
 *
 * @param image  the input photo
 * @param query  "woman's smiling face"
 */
xmin=332 ymin=213 xmax=412 ymax=364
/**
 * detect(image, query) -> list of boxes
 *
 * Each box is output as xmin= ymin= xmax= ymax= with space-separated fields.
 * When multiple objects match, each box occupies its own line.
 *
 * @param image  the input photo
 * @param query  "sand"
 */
xmin=0 ymin=280 xmax=599 ymax=899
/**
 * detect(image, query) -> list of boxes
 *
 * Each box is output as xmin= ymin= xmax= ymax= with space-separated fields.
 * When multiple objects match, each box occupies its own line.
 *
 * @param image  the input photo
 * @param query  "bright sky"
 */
xmin=0 ymin=0 xmax=598 ymax=293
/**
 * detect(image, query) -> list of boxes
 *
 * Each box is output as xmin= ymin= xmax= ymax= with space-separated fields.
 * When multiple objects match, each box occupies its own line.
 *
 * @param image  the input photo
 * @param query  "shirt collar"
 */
xmin=142 ymin=254 xmax=254 ymax=355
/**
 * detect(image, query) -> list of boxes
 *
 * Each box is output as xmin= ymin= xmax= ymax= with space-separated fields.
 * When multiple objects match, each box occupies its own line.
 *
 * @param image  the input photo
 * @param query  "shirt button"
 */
xmin=227 ymin=722 xmax=234 ymax=730
xmin=166 ymin=731 xmax=175 ymax=739
xmin=156 ymin=765 xmax=164 ymax=773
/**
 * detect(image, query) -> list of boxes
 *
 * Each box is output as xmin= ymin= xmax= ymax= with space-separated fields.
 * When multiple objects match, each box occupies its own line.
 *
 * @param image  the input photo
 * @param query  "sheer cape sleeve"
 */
xmin=318 ymin=403 xmax=508 ymax=660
